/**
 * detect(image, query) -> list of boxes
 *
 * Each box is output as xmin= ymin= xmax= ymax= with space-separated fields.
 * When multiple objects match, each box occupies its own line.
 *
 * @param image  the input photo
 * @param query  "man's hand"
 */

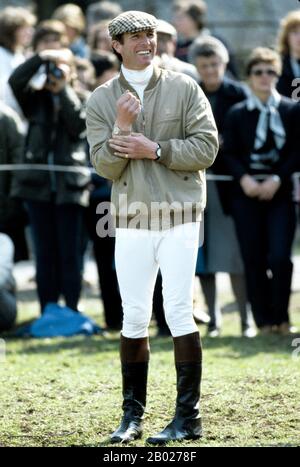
xmin=40 ymin=48 xmax=73 ymax=94
xmin=109 ymin=133 xmax=158 ymax=160
xmin=257 ymin=176 xmax=281 ymax=201
xmin=240 ymin=174 xmax=261 ymax=198
xmin=116 ymin=91 xmax=141 ymax=131
xmin=39 ymin=48 xmax=73 ymax=64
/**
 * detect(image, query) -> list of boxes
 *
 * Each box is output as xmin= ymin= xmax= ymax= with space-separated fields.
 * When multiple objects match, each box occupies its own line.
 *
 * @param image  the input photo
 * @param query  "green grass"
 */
xmin=0 ymin=289 xmax=300 ymax=448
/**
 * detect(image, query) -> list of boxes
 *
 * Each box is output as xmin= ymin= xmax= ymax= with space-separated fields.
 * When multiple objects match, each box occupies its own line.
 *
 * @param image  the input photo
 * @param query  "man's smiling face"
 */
xmin=112 ymin=30 xmax=157 ymax=70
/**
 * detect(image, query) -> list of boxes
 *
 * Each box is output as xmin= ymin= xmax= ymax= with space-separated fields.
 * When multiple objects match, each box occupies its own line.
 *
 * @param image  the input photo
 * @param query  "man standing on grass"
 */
xmin=86 ymin=10 xmax=218 ymax=445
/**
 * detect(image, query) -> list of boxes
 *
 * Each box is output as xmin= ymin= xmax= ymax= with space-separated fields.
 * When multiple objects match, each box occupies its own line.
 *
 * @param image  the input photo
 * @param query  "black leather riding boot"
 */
xmin=146 ymin=331 xmax=202 ymax=445
xmin=110 ymin=335 xmax=149 ymax=443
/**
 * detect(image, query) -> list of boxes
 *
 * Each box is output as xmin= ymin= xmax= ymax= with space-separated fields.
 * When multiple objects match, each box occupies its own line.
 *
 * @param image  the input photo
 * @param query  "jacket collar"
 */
xmin=118 ymin=65 xmax=162 ymax=94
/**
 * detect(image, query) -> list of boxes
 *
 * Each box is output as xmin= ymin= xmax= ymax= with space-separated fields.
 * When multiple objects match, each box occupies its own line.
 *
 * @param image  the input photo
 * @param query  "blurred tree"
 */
xmin=34 ymin=0 xmax=58 ymax=19
xmin=34 ymin=0 xmax=92 ymax=19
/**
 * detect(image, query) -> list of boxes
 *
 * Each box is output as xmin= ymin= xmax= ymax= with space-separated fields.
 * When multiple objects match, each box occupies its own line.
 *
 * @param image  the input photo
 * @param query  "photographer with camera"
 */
xmin=9 ymin=20 xmax=90 ymax=314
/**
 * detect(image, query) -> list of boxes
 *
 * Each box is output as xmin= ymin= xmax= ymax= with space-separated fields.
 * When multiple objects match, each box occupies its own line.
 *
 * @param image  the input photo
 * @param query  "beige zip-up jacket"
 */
xmin=86 ymin=66 xmax=218 ymax=229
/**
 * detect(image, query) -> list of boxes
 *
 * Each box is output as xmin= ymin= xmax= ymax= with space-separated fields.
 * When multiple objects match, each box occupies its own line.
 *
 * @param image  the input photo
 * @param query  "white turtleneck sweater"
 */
xmin=121 ymin=64 xmax=153 ymax=105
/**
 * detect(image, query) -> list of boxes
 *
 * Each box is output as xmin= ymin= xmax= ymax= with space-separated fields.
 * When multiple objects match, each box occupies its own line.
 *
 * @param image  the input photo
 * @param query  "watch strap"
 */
xmin=154 ymin=143 xmax=161 ymax=161
xmin=113 ymin=124 xmax=131 ymax=136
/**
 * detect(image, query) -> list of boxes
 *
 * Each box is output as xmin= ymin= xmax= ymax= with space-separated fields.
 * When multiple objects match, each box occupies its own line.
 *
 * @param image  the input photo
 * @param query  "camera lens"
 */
xmin=47 ymin=61 xmax=63 ymax=80
xmin=52 ymin=67 xmax=64 ymax=79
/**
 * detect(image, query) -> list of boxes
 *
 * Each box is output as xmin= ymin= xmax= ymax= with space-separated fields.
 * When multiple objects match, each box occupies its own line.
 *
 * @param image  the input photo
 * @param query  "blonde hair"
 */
xmin=277 ymin=10 xmax=300 ymax=56
xmin=52 ymin=3 xmax=85 ymax=35
xmin=0 ymin=6 xmax=36 ymax=52
xmin=246 ymin=47 xmax=282 ymax=76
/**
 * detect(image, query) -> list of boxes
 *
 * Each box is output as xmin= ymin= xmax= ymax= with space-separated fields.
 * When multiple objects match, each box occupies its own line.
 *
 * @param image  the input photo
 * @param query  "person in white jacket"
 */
xmin=0 ymin=6 xmax=36 ymax=132
xmin=0 ymin=234 xmax=17 ymax=331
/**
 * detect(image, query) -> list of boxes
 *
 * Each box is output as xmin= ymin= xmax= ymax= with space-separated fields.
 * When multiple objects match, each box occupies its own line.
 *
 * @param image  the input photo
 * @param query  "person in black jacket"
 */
xmin=276 ymin=10 xmax=300 ymax=100
xmin=9 ymin=20 xmax=90 ymax=313
xmin=223 ymin=47 xmax=299 ymax=336
xmin=189 ymin=36 xmax=255 ymax=338
xmin=0 ymin=102 xmax=28 ymax=262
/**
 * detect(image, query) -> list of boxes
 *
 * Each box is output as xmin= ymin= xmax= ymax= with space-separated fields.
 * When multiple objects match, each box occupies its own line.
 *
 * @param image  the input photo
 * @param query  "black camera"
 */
xmin=46 ymin=61 xmax=64 ymax=81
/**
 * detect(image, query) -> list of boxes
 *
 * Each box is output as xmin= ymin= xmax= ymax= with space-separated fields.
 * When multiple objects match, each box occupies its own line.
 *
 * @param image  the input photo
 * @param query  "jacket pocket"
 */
xmin=173 ymin=169 xmax=202 ymax=184
xmin=154 ymin=116 xmax=182 ymax=139
xmin=14 ymin=149 xmax=49 ymax=187
xmin=14 ymin=169 xmax=49 ymax=187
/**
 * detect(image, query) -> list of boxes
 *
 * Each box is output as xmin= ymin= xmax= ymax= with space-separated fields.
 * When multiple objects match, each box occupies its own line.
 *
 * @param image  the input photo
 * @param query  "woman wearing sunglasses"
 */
xmin=223 ymin=47 xmax=299 ymax=335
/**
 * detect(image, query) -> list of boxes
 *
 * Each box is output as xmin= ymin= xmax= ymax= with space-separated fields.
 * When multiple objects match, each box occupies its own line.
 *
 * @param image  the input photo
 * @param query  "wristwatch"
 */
xmin=271 ymin=174 xmax=281 ymax=183
xmin=154 ymin=143 xmax=161 ymax=161
xmin=112 ymin=124 xmax=131 ymax=136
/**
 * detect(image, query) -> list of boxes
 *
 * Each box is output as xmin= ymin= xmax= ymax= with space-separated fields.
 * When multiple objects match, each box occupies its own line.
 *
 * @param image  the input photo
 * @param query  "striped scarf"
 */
xmin=246 ymin=88 xmax=286 ymax=150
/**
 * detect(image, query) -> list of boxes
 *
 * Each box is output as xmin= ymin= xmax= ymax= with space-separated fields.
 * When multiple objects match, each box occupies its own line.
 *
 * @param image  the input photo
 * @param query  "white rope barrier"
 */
xmin=0 ymin=164 xmax=91 ymax=175
xmin=0 ymin=164 xmax=299 ymax=201
xmin=0 ymin=163 xmax=299 ymax=183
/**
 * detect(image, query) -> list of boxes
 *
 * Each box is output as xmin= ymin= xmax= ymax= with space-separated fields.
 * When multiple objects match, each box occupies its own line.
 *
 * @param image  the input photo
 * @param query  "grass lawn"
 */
xmin=0 ymin=285 xmax=300 ymax=448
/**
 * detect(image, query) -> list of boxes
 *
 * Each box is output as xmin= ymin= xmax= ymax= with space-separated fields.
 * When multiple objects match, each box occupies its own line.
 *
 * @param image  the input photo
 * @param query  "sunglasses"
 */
xmin=251 ymin=69 xmax=278 ymax=77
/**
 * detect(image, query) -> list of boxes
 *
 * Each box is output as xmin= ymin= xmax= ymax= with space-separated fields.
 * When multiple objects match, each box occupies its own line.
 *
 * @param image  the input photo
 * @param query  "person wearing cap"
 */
xmin=153 ymin=18 xmax=199 ymax=338
xmin=86 ymin=10 xmax=218 ymax=445
xmin=154 ymin=19 xmax=199 ymax=81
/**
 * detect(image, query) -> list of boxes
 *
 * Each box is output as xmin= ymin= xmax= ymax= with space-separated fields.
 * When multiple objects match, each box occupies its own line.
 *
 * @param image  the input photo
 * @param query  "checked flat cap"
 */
xmin=108 ymin=10 xmax=158 ymax=37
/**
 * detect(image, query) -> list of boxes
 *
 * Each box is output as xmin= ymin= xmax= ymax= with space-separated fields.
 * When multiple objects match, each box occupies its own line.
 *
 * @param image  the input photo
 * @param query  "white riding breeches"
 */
xmin=115 ymin=223 xmax=200 ymax=338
